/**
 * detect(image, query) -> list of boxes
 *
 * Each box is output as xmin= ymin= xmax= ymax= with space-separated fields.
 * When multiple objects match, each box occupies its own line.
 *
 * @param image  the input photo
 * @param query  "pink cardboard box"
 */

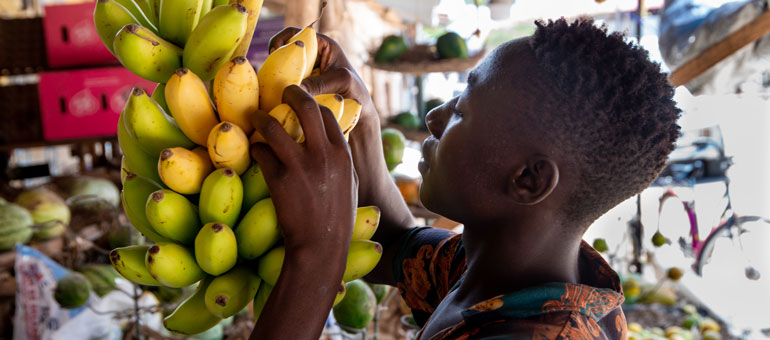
xmin=38 ymin=66 xmax=154 ymax=141
xmin=43 ymin=2 xmax=117 ymax=68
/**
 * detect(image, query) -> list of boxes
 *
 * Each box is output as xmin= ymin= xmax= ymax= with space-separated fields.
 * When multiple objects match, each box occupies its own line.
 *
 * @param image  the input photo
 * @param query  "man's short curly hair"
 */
xmin=528 ymin=17 xmax=681 ymax=226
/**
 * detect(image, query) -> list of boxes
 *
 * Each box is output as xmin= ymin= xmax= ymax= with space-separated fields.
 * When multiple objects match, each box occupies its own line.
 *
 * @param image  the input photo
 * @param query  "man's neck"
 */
xmin=452 ymin=215 xmax=584 ymax=307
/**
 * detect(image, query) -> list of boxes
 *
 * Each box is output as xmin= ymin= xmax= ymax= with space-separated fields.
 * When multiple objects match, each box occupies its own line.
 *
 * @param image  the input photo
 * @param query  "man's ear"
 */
xmin=506 ymin=157 xmax=559 ymax=205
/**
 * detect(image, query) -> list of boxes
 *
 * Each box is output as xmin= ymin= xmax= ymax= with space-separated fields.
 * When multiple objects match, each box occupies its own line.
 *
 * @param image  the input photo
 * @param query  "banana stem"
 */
xmin=307 ymin=1 xmax=327 ymax=28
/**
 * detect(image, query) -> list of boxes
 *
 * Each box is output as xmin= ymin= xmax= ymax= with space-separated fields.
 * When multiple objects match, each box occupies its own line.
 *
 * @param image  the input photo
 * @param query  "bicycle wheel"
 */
xmin=694 ymin=215 xmax=770 ymax=280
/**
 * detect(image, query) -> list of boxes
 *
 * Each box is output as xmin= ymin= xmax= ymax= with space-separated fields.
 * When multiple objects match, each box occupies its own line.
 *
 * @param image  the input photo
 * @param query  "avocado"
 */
xmin=391 ymin=112 xmax=421 ymax=130
xmin=333 ymin=280 xmax=377 ymax=330
xmin=436 ymin=32 xmax=468 ymax=59
xmin=374 ymin=35 xmax=408 ymax=63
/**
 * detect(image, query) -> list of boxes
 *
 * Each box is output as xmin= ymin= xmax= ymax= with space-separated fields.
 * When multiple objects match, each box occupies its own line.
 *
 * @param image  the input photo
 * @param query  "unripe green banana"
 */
xmin=195 ymin=222 xmax=238 ymax=275
xmin=151 ymin=83 xmax=170 ymax=114
xmin=158 ymin=147 xmax=213 ymax=194
xmin=343 ymin=240 xmax=383 ymax=282
xmin=204 ymin=265 xmax=260 ymax=318
xmin=352 ymin=206 xmax=381 ymax=241
xmin=120 ymin=156 xmax=129 ymax=184
xmin=199 ymin=0 xmax=213 ymax=20
xmin=241 ymin=163 xmax=269 ymax=210
xmin=121 ymin=172 xmax=172 ymax=243
xmin=213 ymin=0 xmax=229 ymax=6
xmin=333 ymin=280 xmax=346 ymax=306
xmin=93 ymin=0 xmax=139 ymax=55
xmin=158 ymin=0 xmax=204 ymax=46
xmin=114 ymin=0 xmax=157 ymax=28
xmin=207 ymin=122 xmax=250 ymax=175
xmin=235 ymin=198 xmax=279 ymax=259
xmin=123 ymin=87 xmax=195 ymax=157
xmin=252 ymin=283 xmax=272 ymax=322
xmin=145 ymin=242 xmax=206 ymax=287
xmin=183 ymin=3 xmax=248 ymax=81
xmin=256 ymin=245 xmax=283 ymax=286
xmin=113 ymin=24 xmax=182 ymax=83
xmin=164 ymin=277 xmax=223 ymax=335
xmin=145 ymin=189 xmax=201 ymax=244
xmin=109 ymin=245 xmax=161 ymax=286
xmin=199 ymin=168 xmax=243 ymax=226
xmin=118 ymin=115 xmax=162 ymax=184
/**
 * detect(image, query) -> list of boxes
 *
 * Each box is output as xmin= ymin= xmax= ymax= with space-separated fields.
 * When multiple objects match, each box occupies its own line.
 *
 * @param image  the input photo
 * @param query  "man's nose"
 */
xmin=425 ymin=104 xmax=450 ymax=139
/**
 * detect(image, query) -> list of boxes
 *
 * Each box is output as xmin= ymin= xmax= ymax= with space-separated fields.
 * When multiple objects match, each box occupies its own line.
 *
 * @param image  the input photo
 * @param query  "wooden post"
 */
xmin=284 ymin=0 xmax=321 ymax=28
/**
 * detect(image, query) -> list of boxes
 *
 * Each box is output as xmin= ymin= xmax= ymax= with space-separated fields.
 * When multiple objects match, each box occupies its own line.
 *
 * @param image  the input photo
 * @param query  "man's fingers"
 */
xmin=319 ymin=105 xmax=345 ymax=145
xmin=282 ymin=85 xmax=327 ymax=146
xmin=251 ymin=111 xmax=301 ymax=165
xmin=268 ymin=27 xmax=302 ymax=53
xmin=250 ymin=143 xmax=282 ymax=181
xmin=301 ymin=67 xmax=355 ymax=97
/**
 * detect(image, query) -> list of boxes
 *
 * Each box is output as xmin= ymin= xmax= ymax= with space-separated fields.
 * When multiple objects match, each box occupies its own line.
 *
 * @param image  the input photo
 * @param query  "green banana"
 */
xmin=121 ymin=172 xmax=172 ymax=243
xmin=118 ymin=114 xmax=162 ymax=184
xmin=333 ymin=281 xmax=346 ymax=306
xmin=109 ymin=245 xmax=161 ymax=286
xmin=235 ymin=198 xmax=279 ymax=260
xmin=352 ymin=206 xmax=381 ymax=241
xmin=213 ymin=0 xmax=229 ymax=6
xmin=199 ymin=0 xmax=213 ymax=20
xmin=93 ymin=0 xmax=139 ymax=55
xmin=145 ymin=189 xmax=201 ymax=244
xmin=164 ymin=277 xmax=223 ymax=335
xmin=252 ymin=283 xmax=272 ymax=322
xmin=151 ymin=83 xmax=170 ymax=115
xmin=241 ymin=163 xmax=269 ymax=210
xmin=343 ymin=240 xmax=383 ymax=282
xmin=148 ymin=0 xmax=161 ymax=24
xmin=123 ymin=87 xmax=195 ymax=157
xmin=145 ymin=242 xmax=206 ymax=287
xmin=256 ymin=245 xmax=283 ymax=286
xmin=195 ymin=222 xmax=238 ymax=275
xmin=198 ymin=168 xmax=243 ymax=227
xmin=182 ymin=3 xmax=248 ymax=81
xmin=113 ymin=24 xmax=182 ymax=83
xmin=158 ymin=0 xmax=204 ymax=46
xmin=112 ymin=0 xmax=158 ymax=32
xmin=204 ymin=265 xmax=260 ymax=318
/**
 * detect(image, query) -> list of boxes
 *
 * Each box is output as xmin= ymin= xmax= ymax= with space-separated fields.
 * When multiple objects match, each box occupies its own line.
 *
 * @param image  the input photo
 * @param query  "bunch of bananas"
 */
xmin=95 ymin=0 xmax=376 ymax=335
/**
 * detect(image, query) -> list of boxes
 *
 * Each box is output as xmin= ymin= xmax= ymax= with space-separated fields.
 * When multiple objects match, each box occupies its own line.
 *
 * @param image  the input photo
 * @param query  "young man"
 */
xmin=249 ymin=18 xmax=681 ymax=340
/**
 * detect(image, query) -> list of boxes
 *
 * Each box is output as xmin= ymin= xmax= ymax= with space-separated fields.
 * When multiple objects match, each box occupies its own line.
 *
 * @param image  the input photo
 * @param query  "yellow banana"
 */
xmin=204 ymin=265 xmax=260 ymax=318
xmin=151 ymin=82 xmax=170 ymax=114
xmin=256 ymin=245 xmax=283 ymax=286
xmin=118 ymin=115 xmax=162 ymax=184
xmin=339 ymin=98 xmax=362 ymax=140
xmin=212 ymin=56 xmax=258 ymax=134
xmin=252 ymin=283 xmax=272 ymax=322
xmin=257 ymin=41 xmax=306 ymax=112
xmin=333 ymin=280 xmax=346 ymax=306
xmin=113 ymin=24 xmax=181 ymax=83
xmin=121 ymin=172 xmax=172 ymax=243
xmin=159 ymin=0 xmax=203 ymax=46
xmin=235 ymin=198 xmax=279 ymax=259
xmin=93 ymin=0 xmax=139 ymax=55
xmin=287 ymin=26 xmax=318 ymax=79
xmin=145 ymin=189 xmax=201 ymax=244
xmin=230 ymin=0 xmax=263 ymax=57
xmin=195 ymin=222 xmax=238 ymax=275
xmin=158 ymin=147 xmax=213 ymax=194
xmin=165 ymin=68 xmax=219 ymax=146
xmin=352 ymin=206 xmax=381 ymax=241
xmin=123 ymin=87 xmax=195 ymax=157
xmin=164 ymin=277 xmax=223 ymax=335
xmin=249 ymin=103 xmax=302 ymax=144
xmin=109 ymin=245 xmax=161 ymax=286
xmin=207 ymin=122 xmax=250 ymax=175
xmin=314 ymin=93 xmax=344 ymax=121
xmin=241 ymin=162 xmax=269 ymax=210
xmin=183 ymin=3 xmax=248 ymax=81
xmin=145 ymin=242 xmax=206 ymax=287
xmin=343 ymin=240 xmax=383 ymax=282
xmin=198 ymin=168 xmax=243 ymax=226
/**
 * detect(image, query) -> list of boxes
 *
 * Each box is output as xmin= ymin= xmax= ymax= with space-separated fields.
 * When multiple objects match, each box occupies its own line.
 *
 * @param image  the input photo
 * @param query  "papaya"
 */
xmin=0 ymin=202 xmax=34 ymax=250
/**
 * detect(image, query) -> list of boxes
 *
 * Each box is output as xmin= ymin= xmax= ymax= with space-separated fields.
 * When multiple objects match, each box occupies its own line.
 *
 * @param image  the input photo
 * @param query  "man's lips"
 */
xmin=419 ymin=136 xmax=437 ymax=174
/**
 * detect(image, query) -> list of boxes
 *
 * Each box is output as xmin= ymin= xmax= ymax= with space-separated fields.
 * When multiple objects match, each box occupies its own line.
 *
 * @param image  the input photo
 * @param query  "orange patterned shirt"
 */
xmin=393 ymin=227 xmax=627 ymax=340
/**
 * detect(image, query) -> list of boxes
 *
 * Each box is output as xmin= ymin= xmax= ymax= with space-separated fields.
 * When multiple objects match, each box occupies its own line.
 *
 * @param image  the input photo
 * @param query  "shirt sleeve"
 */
xmin=392 ymin=227 xmax=467 ymax=327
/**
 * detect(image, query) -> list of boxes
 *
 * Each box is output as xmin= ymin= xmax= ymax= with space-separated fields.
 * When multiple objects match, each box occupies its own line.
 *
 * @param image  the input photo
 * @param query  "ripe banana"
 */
xmin=257 ymin=41 xmax=306 ymax=112
xmin=241 ymin=163 xmax=269 ymax=210
xmin=314 ymin=93 xmax=344 ymax=122
xmin=118 ymin=115 xmax=162 ymax=184
xmin=213 ymin=56 xmax=258 ymax=134
xmin=121 ymin=172 xmax=172 ymax=243
xmin=145 ymin=189 xmax=201 ymax=244
xmin=230 ymin=0 xmax=263 ymax=57
xmin=113 ymin=24 xmax=182 ymax=83
xmin=333 ymin=280 xmax=346 ymax=306
xmin=165 ymin=68 xmax=220 ymax=146
xmin=145 ymin=242 xmax=206 ymax=287
xmin=235 ymin=198 xmax=279 ymax=259
xmin=252 ymin=283 xmax=272 ymax=322
xmin=112 ymin=0 xmax=158 ymax=32
xmin=164 ymin=277 xmax=223 ymax=335
xmin=339 ymin=98 xmax=362 ymax=140
xmin=204 ymin=265 xmax=260 ymax=318
xmin=151 ymin=82 xmax=170 ymax=114
xmin=256 ymin=245 xmax=283 ymax=286
xmin=343 ymin=240 xmax=383 ymax=282
xmin=352 ymin=206 xmax=381 ymax=241
xmin=207 ymin=122 xmax=250 ymax=175
xmin=159 ymin=0 xmax=203 ymax=46
xmin=249 ymin=103 xmax=302 ymax=144
xmin=123 ymin=87 xmax=195 ymax=157
xmin=287 ymin=26 xmax=318 ymax=79
xmin=183 ymin=3 xmax=248 ymax=81
xmin=195 ymin=222 xmax=238 ymax=275
xmin=158 ymin=147 xmax=213 ymax=194
xmin=198 ymin=168 xmax=243 ymax=226
xmin=109 ymin=245 xmax=161 ymax=286
xmin=93 ymin=0 xmax=138 ymax=55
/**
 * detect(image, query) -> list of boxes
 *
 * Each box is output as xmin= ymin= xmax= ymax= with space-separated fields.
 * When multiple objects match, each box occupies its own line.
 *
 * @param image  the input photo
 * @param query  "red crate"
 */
xmin=42 ymin=3 xmax=117 ymax=68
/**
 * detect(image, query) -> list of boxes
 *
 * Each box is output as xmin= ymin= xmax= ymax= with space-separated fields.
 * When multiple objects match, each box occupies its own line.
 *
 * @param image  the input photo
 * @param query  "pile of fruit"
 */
xmin=373 ymin=31 xmax=469 ymax=64
xmin=93 ymin=0 xmax=383 ymax=335
xmin=628 ymin=304 xmax=724 ymax=340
